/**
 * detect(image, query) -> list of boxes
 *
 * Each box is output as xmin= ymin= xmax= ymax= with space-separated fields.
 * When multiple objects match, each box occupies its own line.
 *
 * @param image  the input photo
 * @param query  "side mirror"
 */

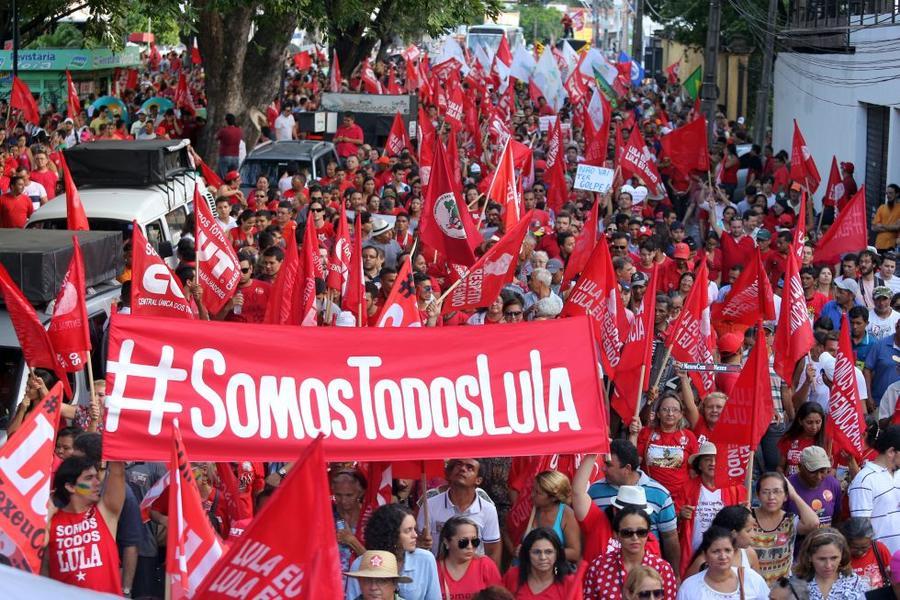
xmin=157 ymin=241 xmax=174 ymax=258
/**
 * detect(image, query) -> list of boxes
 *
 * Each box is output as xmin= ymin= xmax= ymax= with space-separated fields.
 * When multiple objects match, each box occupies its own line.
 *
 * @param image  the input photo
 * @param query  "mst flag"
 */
xmin=131 ymin=223 xmax=195 ymax=319
xmin=667 ymin=261 xmax=715 ymax=397
xmin=443 ymin=212 xmax=532 ymax=314
xmin=48 ymin=237 xmax=90 ymax=372
xmin=61 ymin=154 xmax=89 ymax=231
xmin=711 ymin=325 xmax=773 ymax=488
xmin=660 ymin=116 xmax=710 ymax=175
xmin=194 ymin=437 xmax=343 ymax=599
xmin=790 ymin=119 xmax=821 ymax=193
xmin=194 ymin=189 xmax=240 ymax=315
xmin=0 ymin=382 xmax=63 ymax=572
xmin=420 ymin=138 xmax=480 ymax=266
xmin=65 ymin=70 xmax=80 ymax=119
xmin=774 ymin=248 xmax=814 ymax=383
xmin=167 ymin=422 xmax=224 ymax=599
xmin=828 ymin=314 xmax=867 ymax=461
xmin=813 ymin=186 xmax=867 ymax=265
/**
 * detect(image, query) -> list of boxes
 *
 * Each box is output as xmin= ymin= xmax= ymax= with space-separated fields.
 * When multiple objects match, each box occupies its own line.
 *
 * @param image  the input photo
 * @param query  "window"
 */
xmin=165 ymin=206 xmax=188 ymax=237
xmin=145 ymin=220 xmax=164 ymax=248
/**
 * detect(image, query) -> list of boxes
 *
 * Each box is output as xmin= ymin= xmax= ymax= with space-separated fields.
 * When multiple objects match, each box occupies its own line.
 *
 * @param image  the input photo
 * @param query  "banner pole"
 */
xmin=650 ymin=345 xmax=673 ymax=391
xmin=435 ymin=272 xmax=468 ymax=305
xmin=633 ymin=364 xmax=646 ymax=422
xmin=421 ymin=461 xmax=430 ymax=534
xmin=85 ymin=353 xmax=98 ymax=430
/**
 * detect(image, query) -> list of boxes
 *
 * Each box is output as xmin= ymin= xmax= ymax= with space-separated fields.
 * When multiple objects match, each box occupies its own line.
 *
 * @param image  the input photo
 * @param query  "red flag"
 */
xmin=293 ymin=51 xmax=311 ymax=70
xmin=360 ymin=59 xmax=382 ymax=94
xmin=774 ymin=249 xmax=815 ymax=382
xmin=620 ymin=125 xmax=663 ymax=194
xmin=667 ymin=260 xmax=716 ymax=397
xmin=442 ymin=211 xmax=533 ymax=314
xmin=405 ymin=57 xmax=419 ymax=93
xmin=828 ymin=314 xmax=867 ymax=461
xmin=793 ymin=191 xmax=808 ymax=258
xmin=0 ymin=382 xmax=63 ymax=572
xmin=823 ymin=156 xmax=843 ymax=209
xmin=193 ymin=436 xmax=343 ymax=599
xmin=665 ymin=60 xmax=680 ymax=85
xmin=213 ymin=463 xmax=249 ymax=527
xmin=485 ymin=140 xmax=521 ymax=231
xmin=376 ymin=258 xmax=422 ymax=327
xmin=711 ymin=324 xmax=773 ymax=488
xmin=198 ymin=160 xmax=224 ymax=189
xmin=264 ymin=222 xmax=300 ymax=324
xmin=166 ymin=422 xmax=224 ymax=599
xmin=419 ymin=138 xmax=480 ymax=266
xmin=190 ymin=43 xmax=202 ymax=65
xmin=60 ymin=154 xmax=89 ymax=231
xmin=387 ymin=67 xmax=402 ymax=94
xmin=561 ymin=201 xmax=599 ymax=288
xmin=659 ymin=116 xmax=710 ymax=175
xmin=341 ymin=214 xmax=367 ymax=326
xmin=194 ymin=188 xmax=240 ymax=314
xmin=327 ymin=201 xmax=351 ymax=293
xmin=140 ymin=472 xmax=170 ymax=523
xmin=125 ymin=68 xmax=139 ymax=91
xmin=711 ymin=250 xmax=775 ymax=327
xmin=561 ymin=237 xmax=625 ymax=376
xmin=384 ymin=112 xmax=414 ymax=157
xmin=444 ymin=81 xmax=465 ymax=131
xmin=417 ymin=106 xmax=436 ymax=183
xmin=611 ymin=267 xmax=659 ymax=421
xmin=11 ymin=77 xmax=40 ymax=125
xmin=492 ymin=35 xmax=513 ymax=91
xmin=65 ymin=70 xmax=80 ymax=120
xmin=173 ymin=72 xmax=194 ymax=112
xmin=356 ymin=462 xmax=394 ymax=542
xmin=48 ymin=237 xmax=90 ymax=372
xmin=0 ymin=264 xmax=70 ymax=394
xmin=790 ymin=119 xmax=821 ymax=193
xmin=131 ymin=223 xmax=196 ymax=319
xmin=813 ymin=186 xmax=867 ymax=265
xmin=462 ymin=92 xmax=483 ymax=160
xmin=330 ymin=51 xmax=342 ymax=92
xmin=297 ymin=217 xmax=321 ymax=327
xmin=544 ymin=116 xmax=568 ymax=213
xmin=582 ymin=103 xmax=609 ymax=167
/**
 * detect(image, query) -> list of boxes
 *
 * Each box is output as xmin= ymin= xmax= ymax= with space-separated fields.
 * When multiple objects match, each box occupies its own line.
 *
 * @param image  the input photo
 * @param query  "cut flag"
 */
xmin=194 ymin=188 xmax=240 ymax=315
xmin=620 ymin=125 xmax=663 ymax=194
xmin=812 ymin=186 xmax=867 ymax=265
xmin=384 ymin=111 xmax=414 ymax=157
xmin=11 ymin=77 xmax=40 ymax=125
xmin=790 ymin=119 xmax=821 ymax=193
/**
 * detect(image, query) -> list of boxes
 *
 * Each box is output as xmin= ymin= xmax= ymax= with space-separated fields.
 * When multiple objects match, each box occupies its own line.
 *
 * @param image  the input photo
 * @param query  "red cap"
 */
xmin=224 ymin=170 xmax=240 ymax=182
xmin=673 ymin=243 xmax=690 ymax=260
xmin=718 ymin=333 xmax=743 ymax=355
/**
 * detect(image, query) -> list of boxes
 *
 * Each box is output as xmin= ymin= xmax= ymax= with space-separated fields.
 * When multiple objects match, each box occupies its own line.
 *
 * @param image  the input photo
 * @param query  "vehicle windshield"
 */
xmin=467 ymin=32 xmax=504 ymax=56
xmin=240 ymin=159 xmax=312 ymax=188
xmin=28 ymin=218 xmax=133 ymax=237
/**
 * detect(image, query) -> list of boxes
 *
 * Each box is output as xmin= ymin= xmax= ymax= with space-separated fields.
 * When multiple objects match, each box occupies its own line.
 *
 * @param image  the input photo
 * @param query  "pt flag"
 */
xmin=48 ymin=237 xmax=90 ymax=372
xmin=131 ymin=223 xmax=195 ymax=319
xmin=0 ymin=382 xmax=63 ymax=572
xmin=812 ymin=186 xmax=867 ymax=265
xmin=194 ymin=189 xmax=240 ymax=315
xmin=790 ymin=120 xmax=821 ymax=193
xmin=828 ymin=315 xmax=867 ymax=461
xmin=443 ymin=211 xmax=533 ymax=314
xmin=101 ymin=315 xmax=610 ymax=463
xmin=193 ymin=437 xmax=343 ymax=599
xmin=620 ymin=125 xmax=663 ymax=194
xmin=711 ymin=325 xmax=773 ymax=488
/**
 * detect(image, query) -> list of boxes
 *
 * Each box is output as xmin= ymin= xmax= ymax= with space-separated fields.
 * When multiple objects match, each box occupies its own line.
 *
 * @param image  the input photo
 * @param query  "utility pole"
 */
xmin=701 ymin=0 xmax=721 ymax=145
xmin=592 ymin=0 xmax=601 ymax=48
xmin=12 ymin=0 xmax=19 ymax=77
xmin=753 ymin=0 xmax=778 ymax=147
xmin=631 ymin=0 xmax=644 ymax=60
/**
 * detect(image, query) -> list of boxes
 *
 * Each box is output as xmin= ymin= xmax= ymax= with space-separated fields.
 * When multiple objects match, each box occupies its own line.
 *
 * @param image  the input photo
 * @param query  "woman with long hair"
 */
xmin=522 ymin=471 xmax=581 ymax=563
xmin=436 ymin=516 xmax=501 ymax=599
xmin=343 ymin=503 xmax=441 ymax=600
xmin=621 ymin=566 xmax=666 ymax=600
xmin=778 ymin=402 xmax=829 ymax=476
xmin=815 ymin=265 xmax=835 ymax=299
xmin=789 ymin=527 xmax=866 ymax=599
xmin=677 ymin=527 xmax=770 ymax=599
xmin=685 ymin=505 xmax=761 ymax=577
xmin=502 ymin=528 xmax=577 ymax=598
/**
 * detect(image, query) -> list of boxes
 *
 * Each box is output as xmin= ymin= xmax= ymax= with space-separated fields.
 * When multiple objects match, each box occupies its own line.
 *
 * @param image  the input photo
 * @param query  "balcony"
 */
xmin=782 ymin=0 xmax=900 ymax=50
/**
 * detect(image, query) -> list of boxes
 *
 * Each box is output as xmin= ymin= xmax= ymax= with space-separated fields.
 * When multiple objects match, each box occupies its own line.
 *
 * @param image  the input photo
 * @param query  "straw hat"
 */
xmin=345 ymin=551 xmax=411 ymax=582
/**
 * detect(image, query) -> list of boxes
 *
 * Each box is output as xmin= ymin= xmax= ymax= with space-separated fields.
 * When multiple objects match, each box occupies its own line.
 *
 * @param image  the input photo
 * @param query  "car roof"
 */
xmin=28 ymin=180 xmax=196 ymax=225
xmin=244 ymin=140 xmax=335 ymax=162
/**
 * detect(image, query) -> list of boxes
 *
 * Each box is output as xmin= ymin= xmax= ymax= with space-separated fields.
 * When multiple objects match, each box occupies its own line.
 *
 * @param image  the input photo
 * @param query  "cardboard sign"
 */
xmin=573 ymin=164 xmax=615 ymax=193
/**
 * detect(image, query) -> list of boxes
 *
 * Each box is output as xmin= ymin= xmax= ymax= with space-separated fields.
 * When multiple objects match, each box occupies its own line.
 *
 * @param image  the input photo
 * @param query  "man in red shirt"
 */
xmin=763 ymin=230 xmax=792 ymax=285
xmin=216 ymin=113 xmax=243 ymax=177
xmin=218 ymin=257 xmax=271 ymax=323
xmin=719 ymin=216 xmax=755 ymax=276
xmin=0 ymin=175 xmax=34 ymax=227
xmin=334 ymin=113 xmax=364 ymax=160
xmin=155 ymin=108 xmax=183 ymax=139
xmin=30 ymin=150 xmax=59 ymax=198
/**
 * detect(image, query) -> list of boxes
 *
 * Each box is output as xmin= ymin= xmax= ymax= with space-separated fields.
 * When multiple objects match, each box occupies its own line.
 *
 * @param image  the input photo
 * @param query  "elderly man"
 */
xmin=364 ymin=218 xmax=402 ymax=270
xmin=523 ymin=267 xmax=563 ymax=320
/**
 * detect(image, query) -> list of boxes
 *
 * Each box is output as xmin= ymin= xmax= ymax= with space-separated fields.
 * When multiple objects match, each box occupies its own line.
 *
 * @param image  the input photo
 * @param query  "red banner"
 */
xmin=194 ymin=190 xmax=240 ymax=315
xmin=0 ymin=383 xmax=63 ymax=571
xmin=101 ymin=315 xmax=609 ymax=462
xmin=48 ymin=236 xmax=90 ymax=372
xmin=828 ymin=315 xmax=867 ymax=461
xmin=812 ymin=186 xmax=867 ymax=265
xmin=131 ymin=224 xmax=195 ymax=319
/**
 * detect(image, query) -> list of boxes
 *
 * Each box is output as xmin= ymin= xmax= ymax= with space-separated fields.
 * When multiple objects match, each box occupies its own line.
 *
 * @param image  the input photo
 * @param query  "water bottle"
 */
xmin=233 ymin=291 xmax=243 ymax=315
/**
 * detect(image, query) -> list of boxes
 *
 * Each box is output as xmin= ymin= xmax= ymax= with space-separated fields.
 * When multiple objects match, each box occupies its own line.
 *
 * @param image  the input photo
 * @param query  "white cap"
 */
xmin=335 ymin=311 xmax=356 ymax=327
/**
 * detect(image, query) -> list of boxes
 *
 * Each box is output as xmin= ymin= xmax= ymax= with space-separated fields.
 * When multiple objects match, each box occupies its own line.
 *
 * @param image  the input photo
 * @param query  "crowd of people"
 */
xmin=2 ymin=36 xmax=900 ymax=600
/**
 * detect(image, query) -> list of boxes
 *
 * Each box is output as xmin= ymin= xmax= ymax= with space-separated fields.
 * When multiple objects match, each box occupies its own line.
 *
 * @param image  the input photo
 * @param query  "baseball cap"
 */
xmin=874 ymin=286 xmax=892 ymax=300
xmin=762 ymin=320 xmax=777 ymax=333
xmin=547 ymin=258 xmax=564 ymax=274
xmin=637 ymin=226 xmax=653 ymax=238
xmin=470 ymin=163 xmax=481 ymax=174
xmin=224 ymin=170 xmax=240 ymax=182
xmin=63 ymin=117 xmax=74 ymax=124
xmin=835 ymin=279 xmax=860 ymax=296
xmin=756 ymin=228 xmax=772 ymax=241
xmin=818 ymin=352 xmax=836 ymax=380
xmin=800 ymin=446 xmax=831 ymax=471
xmin=718 ymin=333 xmax=743 ymax=355
xmin=631 ymin=272 xmax=649 ymax=287
xmin=672 ymin=243 xmax=690 ymax=260
xmin=376 ymin=155 xmax=390 ymax=165
xmin=790 ymin=182 xmax=803 ymax=192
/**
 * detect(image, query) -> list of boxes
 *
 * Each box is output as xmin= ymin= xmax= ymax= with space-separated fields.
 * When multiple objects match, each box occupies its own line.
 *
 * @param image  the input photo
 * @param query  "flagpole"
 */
xmin=85 ymin=353 xmax=97 ymax=430
xmin=435 ymin=272 xmax=467 ymax=305
xmin=421 ymin=461 xmax=430 ymax=536
xmin=633 ymin=364 xmax=646 ymax=422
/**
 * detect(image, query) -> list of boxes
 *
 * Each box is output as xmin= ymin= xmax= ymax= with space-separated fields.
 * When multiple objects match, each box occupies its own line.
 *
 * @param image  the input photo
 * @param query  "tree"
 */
xmin=520 ymin=3 xmax=564 ymax=46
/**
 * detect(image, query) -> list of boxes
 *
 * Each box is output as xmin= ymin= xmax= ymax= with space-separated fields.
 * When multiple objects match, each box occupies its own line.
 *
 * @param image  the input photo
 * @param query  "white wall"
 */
xmin=773 ymin=23 xmax=900 ymax=207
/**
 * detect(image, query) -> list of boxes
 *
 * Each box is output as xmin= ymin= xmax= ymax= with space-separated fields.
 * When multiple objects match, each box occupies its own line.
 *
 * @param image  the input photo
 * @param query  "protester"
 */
xmin=787 ymin=528 xmax=867 ymax=599
xmin=848 ymin=424 xmax=900 ymax=553
xmin=346 ymin=550 xmax=414 ymax=600
xmin=502 ymin=528 xmax=579 ymax=598
xmin=436 ymin=516 xmax=503 ymax=598
xmin=683 ymin=505 xmax=761 ymax=577
xmin=676 ymin=527 xmax=770 ymax=599
xmin=840 ymin=517 xmax=893 ymax=592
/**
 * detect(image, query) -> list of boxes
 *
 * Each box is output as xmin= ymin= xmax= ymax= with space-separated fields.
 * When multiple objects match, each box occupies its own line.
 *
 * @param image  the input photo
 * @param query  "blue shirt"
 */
xmin=820 ymin=300 xmax=861 ymax=331
xmin=864 ymin=334 xmax=900 ymax=406
xmin=344 ymin=548 xmax=440 ymax=600
xmin=853 ymin=331 xmax=876 ymax=367
xmin=587 ymin=469 xmax=678 ymax=535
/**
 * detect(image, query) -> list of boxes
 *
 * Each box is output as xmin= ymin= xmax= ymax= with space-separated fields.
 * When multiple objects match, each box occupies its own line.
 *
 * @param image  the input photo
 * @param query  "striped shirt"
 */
xmin=587 ymin=470 xmax=678 ymax=534
xmin=848 ymin=461 xmax=900 ymax=554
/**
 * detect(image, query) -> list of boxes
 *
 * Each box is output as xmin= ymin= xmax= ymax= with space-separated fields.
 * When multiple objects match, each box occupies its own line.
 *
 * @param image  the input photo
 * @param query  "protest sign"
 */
xmin=573 ymin=164 xmax=615 ymax=193
xmin=102 ymin=315 xmax=609 ymax=462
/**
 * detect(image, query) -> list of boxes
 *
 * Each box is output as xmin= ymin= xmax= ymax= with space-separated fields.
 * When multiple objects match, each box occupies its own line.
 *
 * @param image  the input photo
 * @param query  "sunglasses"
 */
xmin=456 ymin=537 xmax=480 ymax=549
xmin=241 ymin=267 xmax=251 ymax=273
xmin=504 ymin=311 xmax=523 ymax=317
xmin=310 ymin=207 xmax=324 ymax=212
xmin=636 ymin=590 xmax=664 ymax=599
xmin=618 ymin=528 xmax=650 ymax=538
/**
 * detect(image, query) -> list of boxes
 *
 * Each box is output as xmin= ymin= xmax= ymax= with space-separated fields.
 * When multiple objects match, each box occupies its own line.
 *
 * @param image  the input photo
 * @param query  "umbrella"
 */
xmin=90 ymin=96 xmax=129 ymax=125
xmin=140 ymin=96 xmax=174 ymax=114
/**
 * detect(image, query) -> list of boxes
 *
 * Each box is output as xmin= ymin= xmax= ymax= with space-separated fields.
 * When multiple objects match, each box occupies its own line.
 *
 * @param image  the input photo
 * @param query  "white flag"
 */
xmin=510 ymin=45 xmax=537 ymax=81
xmin=531 ymin=47 xmax=567 ymax=111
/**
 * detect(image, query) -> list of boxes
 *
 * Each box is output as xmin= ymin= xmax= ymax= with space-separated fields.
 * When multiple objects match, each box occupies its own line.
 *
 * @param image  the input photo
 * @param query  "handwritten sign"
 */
xmin=573 ymin=164 xmax=615 ymax=193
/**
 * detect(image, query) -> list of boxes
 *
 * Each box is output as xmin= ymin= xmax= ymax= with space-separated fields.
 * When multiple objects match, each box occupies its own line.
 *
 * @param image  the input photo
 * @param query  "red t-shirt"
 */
xmin=48 ymin=506 xmax=123 ymax=594
xmin=850 ymin=541 xmax=891 ymax=590
xmin=805 ymin=292 xmax=828 ymax=320
xmin=777 ymin=435 xmax=816 ymax=476
xmin=693 ymin=416 xmax=715 ymax=446
xmin=773 ymin=166 xmax=791 ymax=194
xmin=216 ymin=126 xmax=243 ymax=157
xmin=502 ymin=568 xmax=578 ymax=599
xmin=437 ymin=556 xmax=502 ymax=599
xmin=720 ymin=232 xmax=755 ymax=276
xmin=335 ymin=123 xmax=364 ymax=158
xmin=315 ymin=221 xmax=335 ymax=248
xmin=30 ymin=169 xmax=59 ymax=198
xmin=637 ymin=428 xmax=698 ymax=502
xmin=225 ymin=279 xmax=271 ymax=324
xmin=0 ymin=192 xmax=34 ymax=227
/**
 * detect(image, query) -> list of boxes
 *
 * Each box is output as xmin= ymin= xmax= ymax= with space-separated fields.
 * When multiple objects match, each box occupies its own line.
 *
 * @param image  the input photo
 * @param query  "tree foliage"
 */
xmin=520 ymin=4 xmax=564 ymax=46
xmin=652 ymin=0 xmax=765 ymax=49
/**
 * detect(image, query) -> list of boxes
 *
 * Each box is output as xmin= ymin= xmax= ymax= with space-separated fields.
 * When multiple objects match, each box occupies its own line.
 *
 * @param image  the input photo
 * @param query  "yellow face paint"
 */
xmin=74 ymin=482 xmax=94 ymax=496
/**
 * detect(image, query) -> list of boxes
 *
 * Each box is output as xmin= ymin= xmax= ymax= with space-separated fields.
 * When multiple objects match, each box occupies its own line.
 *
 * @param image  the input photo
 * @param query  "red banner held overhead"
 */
xmin=101 ymin=315 xmax=609 ymax=463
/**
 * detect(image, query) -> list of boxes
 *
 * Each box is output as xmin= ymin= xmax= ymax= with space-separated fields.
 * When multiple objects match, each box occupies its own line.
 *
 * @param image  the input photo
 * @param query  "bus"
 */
xmin=465 ymin=24 xmax=525 ymax=57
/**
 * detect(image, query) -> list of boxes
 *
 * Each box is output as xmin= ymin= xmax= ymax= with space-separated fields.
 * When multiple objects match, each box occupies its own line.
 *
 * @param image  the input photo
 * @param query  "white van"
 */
xmin=27 ymin=139 xmax=216 ymax=267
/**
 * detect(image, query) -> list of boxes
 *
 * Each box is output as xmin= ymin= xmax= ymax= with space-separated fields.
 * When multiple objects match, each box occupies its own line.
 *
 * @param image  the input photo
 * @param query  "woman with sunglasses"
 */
xmin=789 ymin=527 xmax=866 ymax=599
xmin=436 ymin=516 xmax=501 ymax=599
xmin=502 ymin=528 xmax=577 ymax=598
xmin=677 ymin=526 xmax=771 ymax=599
xmin=583 ymin=506 xmax=677 ymax=600
xmin=622 ymin=566 xmax=665 ymax=600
